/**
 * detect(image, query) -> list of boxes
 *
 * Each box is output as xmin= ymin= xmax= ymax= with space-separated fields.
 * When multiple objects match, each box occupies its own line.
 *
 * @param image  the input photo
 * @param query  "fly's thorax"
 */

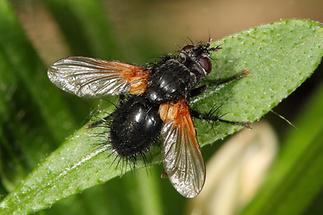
xmin=145 ymin=59 xmax=198 ymax=104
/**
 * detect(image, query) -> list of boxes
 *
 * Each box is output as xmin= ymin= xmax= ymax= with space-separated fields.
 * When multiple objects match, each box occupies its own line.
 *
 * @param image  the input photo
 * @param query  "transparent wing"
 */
xmin=160 ymin=100 xmax=206 ymax=198
xmin=47 ymin=56 xmax=149 ymax=97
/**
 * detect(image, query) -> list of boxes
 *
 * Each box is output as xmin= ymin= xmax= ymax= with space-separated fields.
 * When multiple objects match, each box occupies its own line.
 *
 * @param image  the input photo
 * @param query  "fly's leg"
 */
xmin=207 ymin=69 xmax=249 ymax=86
xmin=189 ymin=85 xmax=207 ymax=98
xmin=190 ymin=108 xmax=251 ymax=128
xmin=189 ymin=69 xmax=249 ymax=98
xmin=189 ymin=69 xmax=250 ymax=127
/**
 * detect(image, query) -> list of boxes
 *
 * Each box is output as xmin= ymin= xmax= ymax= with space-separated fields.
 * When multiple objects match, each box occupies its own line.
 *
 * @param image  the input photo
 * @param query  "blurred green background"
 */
xmin=0 ymin=0 xmax=322 ymax=214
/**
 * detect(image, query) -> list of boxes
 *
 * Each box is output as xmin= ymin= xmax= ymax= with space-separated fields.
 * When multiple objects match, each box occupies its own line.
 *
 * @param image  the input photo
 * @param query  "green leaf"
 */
xmin=39 ymin=167 xmax=163 ymax=215
xmin=0 ymin=48 xmax=63 ymax=190
xmin=241 ymin=83 xmax=323 ymax=215
xmin=0 ymin=19 xmax=322 ymax=214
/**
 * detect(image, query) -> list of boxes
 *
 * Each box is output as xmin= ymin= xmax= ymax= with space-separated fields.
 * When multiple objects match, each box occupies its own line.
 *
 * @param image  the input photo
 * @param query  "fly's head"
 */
xmin=179 ymin=43 xmax=217 ymax=79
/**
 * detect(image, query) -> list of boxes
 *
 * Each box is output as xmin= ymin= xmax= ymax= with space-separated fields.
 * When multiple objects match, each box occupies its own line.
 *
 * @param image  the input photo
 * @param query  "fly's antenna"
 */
xmin=186 ymin=36 xmax=195 ymax=46
xmin=270 ymin=110 xmax=297 ymax=129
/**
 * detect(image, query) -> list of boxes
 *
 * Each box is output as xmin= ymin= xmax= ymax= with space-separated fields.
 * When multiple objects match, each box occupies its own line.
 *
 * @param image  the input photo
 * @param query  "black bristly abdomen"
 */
xmin=145 ymin=59 xmax=195 ymax=103
xmin=110 ymin=96 xmax=162 ymax=158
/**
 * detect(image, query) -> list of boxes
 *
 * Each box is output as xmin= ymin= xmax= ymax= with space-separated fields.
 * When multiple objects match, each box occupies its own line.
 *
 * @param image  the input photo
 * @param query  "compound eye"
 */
xmin=181 ymin=45 xmax=194 ymax=52
xmin=199 ymin=56 xmax=212 ymax=73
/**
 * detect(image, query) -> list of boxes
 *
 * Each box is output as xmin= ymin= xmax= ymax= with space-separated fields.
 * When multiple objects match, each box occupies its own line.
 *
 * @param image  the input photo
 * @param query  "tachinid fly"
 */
xmin=47 ymin=42 xmax=246 ymax=198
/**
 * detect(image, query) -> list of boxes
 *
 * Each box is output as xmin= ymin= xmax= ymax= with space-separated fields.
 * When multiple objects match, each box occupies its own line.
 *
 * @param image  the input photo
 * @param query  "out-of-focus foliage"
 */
xmin=43 ymin=0 xmax=121 ymax=58
xmin=0 ymin=0 xmax=75 ymax=191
